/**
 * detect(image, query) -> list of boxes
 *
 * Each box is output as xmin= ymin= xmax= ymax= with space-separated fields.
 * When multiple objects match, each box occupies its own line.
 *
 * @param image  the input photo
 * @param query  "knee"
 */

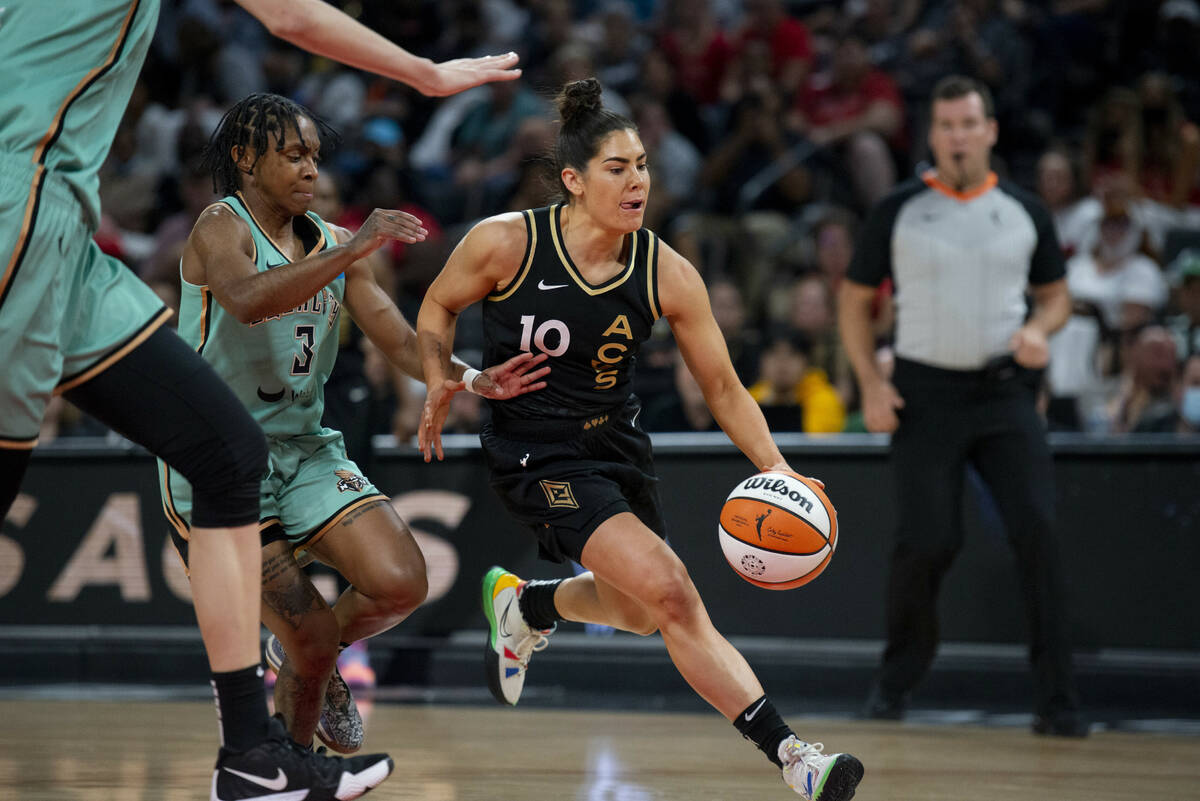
xmin=278 ymin=611 xmax=340 ymax=677
xmin=621 ymin=607 xmax=660 ymax=637
xmin=365 ymin=561 xmax=429 ymax=620
xmin=642 ymin=564 xmax=701 ymax=630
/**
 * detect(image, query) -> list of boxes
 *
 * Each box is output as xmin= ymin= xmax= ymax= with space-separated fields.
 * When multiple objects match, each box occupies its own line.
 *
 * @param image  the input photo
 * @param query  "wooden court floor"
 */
xmin=0 ymin=699 xmax=1197 ymax=800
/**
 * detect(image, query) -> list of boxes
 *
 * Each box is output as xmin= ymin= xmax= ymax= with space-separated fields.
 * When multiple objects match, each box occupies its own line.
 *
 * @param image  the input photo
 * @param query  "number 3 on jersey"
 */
xmin=292 ymin=324 xmax=315 ymax=375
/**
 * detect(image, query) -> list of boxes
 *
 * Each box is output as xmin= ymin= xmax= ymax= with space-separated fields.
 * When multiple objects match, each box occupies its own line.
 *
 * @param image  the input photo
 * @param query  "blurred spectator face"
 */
xmin=1037 ymin=151 xmax=1075 ymax=209
xmin=929 ymin=92 xmax=997 ymax=189
xmin=1132 ymin=326 xmax=1178 ymax=395
xmin=634 ymin=101 xmax=670 ymax=150
xmin=708 ymin=279 xmax=746 ymax=338
xmin=640 ymin=50 xmax=675 ymax=98
xmin=815 ymin=221 xmax=854 ymax=284
xmin=760 ymin=337 xmax=808 ymax=393
xmin=1095 ymin=212 xmax=1142 ymax=266
xmin=745 ymin=0 xmax=784 ymax=29
xmin=311 ymin=173 xmax=343 ymax=221
xmin=831 ymin=36 xmax=870 ymax=89
xmin=788 ymin=276 xmax=833 ymax=333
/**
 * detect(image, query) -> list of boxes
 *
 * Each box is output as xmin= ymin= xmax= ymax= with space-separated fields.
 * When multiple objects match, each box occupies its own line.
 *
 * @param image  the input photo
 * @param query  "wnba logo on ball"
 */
xmin=741 ymin=477 xmax=814 ymax=513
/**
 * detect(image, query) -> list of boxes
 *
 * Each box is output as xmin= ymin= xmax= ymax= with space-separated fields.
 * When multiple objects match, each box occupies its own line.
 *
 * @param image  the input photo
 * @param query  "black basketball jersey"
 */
xmin=483 ymin=204 xmax=662 ymax=424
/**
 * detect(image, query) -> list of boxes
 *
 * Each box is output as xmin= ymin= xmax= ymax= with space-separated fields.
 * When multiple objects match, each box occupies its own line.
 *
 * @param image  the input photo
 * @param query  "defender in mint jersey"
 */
xmin=160 ymin=93 xmax=549 ymax=756
xmin=418 ymin=78 xmax=864 ymax=800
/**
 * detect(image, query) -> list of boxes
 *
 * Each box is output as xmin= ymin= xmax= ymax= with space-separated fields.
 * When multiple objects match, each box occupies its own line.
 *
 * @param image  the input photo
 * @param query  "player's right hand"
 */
xmin=348 ymin=208 xmax=428 ymax=257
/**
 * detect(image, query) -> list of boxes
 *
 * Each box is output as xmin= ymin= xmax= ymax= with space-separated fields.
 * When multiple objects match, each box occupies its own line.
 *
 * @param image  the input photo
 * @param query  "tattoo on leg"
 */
xmin=338 ymin=498 xmax=389 ymax=528
xmin=262 ymin=554 xmax=326 ymax=629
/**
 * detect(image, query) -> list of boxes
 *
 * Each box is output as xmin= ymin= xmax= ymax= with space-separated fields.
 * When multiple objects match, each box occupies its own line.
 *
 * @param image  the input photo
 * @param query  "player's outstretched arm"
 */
xmin=233 ymin=0 xmax=521 ymax=96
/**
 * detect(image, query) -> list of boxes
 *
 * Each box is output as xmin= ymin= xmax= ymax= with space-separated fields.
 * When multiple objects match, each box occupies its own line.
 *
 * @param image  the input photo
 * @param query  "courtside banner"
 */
xmin=3 ymin=437 xmax=1199 ymax=649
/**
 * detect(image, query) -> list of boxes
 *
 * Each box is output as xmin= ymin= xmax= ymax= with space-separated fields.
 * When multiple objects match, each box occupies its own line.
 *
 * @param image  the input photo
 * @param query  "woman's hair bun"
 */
xmin=556 ymin=78 xmax=604 ymax=127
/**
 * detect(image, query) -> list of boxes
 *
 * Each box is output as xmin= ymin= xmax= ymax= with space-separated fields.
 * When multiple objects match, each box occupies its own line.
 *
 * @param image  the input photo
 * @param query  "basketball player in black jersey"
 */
xmin=415 ymin=78 xmax=864 ymax=801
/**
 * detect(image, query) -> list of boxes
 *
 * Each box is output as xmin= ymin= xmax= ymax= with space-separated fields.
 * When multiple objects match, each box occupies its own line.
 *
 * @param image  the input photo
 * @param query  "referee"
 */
xmin=838 ymin=75 xmax=1086 ymax=737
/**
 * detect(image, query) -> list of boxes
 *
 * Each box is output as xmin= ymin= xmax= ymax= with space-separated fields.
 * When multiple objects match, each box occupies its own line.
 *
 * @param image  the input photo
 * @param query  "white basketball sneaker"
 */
xmin=482 ymin=566 xmax=554 ymax=706
xmin=779 ymin=736 xmax=864 ymax=800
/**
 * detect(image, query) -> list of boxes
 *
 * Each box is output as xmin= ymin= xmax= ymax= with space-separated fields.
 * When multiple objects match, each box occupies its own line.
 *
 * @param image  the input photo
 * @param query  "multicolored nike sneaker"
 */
xmin=481 ymin=566 xmax=554 ymax=706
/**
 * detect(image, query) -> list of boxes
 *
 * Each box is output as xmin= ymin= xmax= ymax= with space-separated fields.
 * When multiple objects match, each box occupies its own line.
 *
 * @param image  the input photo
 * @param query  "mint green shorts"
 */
xmin=161 ymin=427 xmax=386 ymax=561
xmin=0 ymin=154 xmax=169 ymax=446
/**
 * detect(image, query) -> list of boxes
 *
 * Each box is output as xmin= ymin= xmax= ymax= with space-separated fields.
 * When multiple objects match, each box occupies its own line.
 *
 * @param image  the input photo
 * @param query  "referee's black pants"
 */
xmin=877 ymin=357 xmax=1079 ymax=716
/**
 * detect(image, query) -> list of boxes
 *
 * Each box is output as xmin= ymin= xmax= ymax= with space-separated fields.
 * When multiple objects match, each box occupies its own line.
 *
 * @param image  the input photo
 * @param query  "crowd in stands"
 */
xmin=43 ymin=0 xmax=1200 ymax=443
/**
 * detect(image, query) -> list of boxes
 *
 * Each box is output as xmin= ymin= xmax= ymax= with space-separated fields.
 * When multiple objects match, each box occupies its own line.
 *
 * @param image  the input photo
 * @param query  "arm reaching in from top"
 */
xmin=233 ymin=0 xmax=520 ymax=96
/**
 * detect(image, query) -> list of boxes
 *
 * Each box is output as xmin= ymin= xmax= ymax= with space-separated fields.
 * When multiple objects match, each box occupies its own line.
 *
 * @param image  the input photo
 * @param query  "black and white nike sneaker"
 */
xmin=211 ymin=717 xmax=392 ymax=801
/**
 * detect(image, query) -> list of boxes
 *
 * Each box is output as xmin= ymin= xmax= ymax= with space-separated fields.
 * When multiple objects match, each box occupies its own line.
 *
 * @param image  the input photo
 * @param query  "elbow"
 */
xmin=261 ymin=6 xmax=312 ymax=42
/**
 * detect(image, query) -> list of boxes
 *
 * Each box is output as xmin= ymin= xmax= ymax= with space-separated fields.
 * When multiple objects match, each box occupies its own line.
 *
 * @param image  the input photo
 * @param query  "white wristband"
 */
xmin=462 ymin=367 xmax=483 ymax=394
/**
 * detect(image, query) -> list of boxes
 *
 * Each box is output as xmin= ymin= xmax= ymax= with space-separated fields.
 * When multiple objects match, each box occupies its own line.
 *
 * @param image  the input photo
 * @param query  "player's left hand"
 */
xmin=472 ymin=351 xmax=550 ymax=399
xmin=1009 ymin=325 xmax=1049 ymax=369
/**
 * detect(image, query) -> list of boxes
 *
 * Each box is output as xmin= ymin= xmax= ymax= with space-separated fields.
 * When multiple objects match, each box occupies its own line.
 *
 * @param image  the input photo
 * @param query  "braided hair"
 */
xmin=201 ymin=93 xmax=340 ymax=196
xmin=553 ymin=78 xmax=637 ymax=200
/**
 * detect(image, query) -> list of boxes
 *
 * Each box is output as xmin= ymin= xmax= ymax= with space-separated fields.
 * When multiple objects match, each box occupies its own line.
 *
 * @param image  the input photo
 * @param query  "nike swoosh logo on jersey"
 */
xmin=257 ymin=386 xmax=286 ymax=403
xmin=744 ymin=697 xmax=767 ymax=721
xmin=537 ymin=280 xmax=568 ymax=290
xmin=222 ymin=766 xmax=288 ymax=791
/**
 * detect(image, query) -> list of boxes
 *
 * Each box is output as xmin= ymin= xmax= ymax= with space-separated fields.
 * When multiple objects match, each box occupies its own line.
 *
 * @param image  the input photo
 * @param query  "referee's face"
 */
xmin=928 ymin=93 xmax=997 ymax=193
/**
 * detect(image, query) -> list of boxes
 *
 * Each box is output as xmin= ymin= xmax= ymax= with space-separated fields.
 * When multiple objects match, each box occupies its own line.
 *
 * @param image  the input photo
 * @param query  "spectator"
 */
xmin=641 ymin=348 xmax=723 ymax=432
xmin=1110 ymin=325 xmax=1181 ymax=433
xmin=708 ymin=277 xmax=763 ymax=385
xmin=785 ymin=272 xmax=855 ymax=404
xmin=791 ymin=31 xmax=904 ymax=209
xmin=747 ymin=328 xmax=846 ymax=433
xmin=631 ymin=97 xmax=702 ymax=231
xmin=657 ymin=0 xmax=735 ymax=106
xmin=1036 ymin=148 xmax=1094 ymax=259
xmin=733 ymin=0 xmax=815 ymax=97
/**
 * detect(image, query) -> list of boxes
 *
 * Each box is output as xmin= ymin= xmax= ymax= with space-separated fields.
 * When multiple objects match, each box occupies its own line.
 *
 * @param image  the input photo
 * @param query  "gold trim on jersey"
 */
xmin=549 ymin=204 xmax=638 ymax=295
xmin=0 ymin=436 xmax=39 ymax=451
xmin=54 ymin=307 xmax=173 ymax=394
xmin=645 ymin=230 xmax=661 ymax=320
xmin=294 ymin=494 xmax=389 ymax=558
xmin=233 ymin=192 xmax=327 ymax=262
xmin=487 ymin=209 xmax=538 ymax=302
xmin=33 ymin=0 xmax=142 ymax=165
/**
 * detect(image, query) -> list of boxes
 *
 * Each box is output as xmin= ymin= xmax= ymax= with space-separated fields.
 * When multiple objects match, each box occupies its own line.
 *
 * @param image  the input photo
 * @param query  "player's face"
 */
xmin=573 ymin=128 xmax=650 ymax=233
xmin=248 ymin=115 xmax=322 ymax=216
xmin=928 ymin=93 xmax=997 ymax=191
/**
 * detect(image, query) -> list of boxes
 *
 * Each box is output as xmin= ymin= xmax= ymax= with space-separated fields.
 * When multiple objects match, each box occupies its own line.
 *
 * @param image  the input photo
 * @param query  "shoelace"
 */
xmin=784 ymin=740 xmax=826 ymax=768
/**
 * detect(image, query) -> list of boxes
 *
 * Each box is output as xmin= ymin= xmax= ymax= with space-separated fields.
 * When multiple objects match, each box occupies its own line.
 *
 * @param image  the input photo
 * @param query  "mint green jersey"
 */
xmin=0 ymin=0 xmax=159 ymax=229
xmin=177 ymin=195 xmax=343 ymax=439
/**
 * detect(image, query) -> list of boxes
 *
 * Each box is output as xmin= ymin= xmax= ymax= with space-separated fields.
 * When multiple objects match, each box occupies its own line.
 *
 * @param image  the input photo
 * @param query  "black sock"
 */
xmin=518 ymin=578 xmax=565 ymax=630
xmin=733 ymin=695 xmax=793 ymax=768
xmin=210 ymin=664 xmax=270 ymax=752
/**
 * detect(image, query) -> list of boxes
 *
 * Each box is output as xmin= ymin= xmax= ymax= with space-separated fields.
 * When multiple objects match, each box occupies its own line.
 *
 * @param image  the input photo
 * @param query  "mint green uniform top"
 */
xmin=178 ymin=195 xmax=343 ymax=440
xmin=1 ymin=0 xmax=168 ymax=444
xmin=0 ymin=0 xmax=159 ymax=229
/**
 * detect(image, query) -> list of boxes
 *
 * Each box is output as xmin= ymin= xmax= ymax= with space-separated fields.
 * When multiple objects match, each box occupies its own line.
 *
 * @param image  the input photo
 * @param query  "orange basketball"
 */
xmin=718 ymin=470 xmax=838 ymax=590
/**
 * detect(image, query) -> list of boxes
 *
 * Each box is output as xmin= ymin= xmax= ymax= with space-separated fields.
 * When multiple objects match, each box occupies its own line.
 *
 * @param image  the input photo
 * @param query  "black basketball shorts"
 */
xmin=481 ymin=398 xmax=668 ymax=564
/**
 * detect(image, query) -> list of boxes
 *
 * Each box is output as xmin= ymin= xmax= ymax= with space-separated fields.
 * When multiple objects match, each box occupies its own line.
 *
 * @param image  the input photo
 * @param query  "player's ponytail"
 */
xmin=553 ymin=78 xmax=636 ymax=201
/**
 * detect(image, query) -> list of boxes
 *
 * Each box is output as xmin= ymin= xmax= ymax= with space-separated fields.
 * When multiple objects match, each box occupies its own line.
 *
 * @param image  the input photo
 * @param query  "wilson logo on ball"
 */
xmin=718 ymin=470 xmax=838 ymax=590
